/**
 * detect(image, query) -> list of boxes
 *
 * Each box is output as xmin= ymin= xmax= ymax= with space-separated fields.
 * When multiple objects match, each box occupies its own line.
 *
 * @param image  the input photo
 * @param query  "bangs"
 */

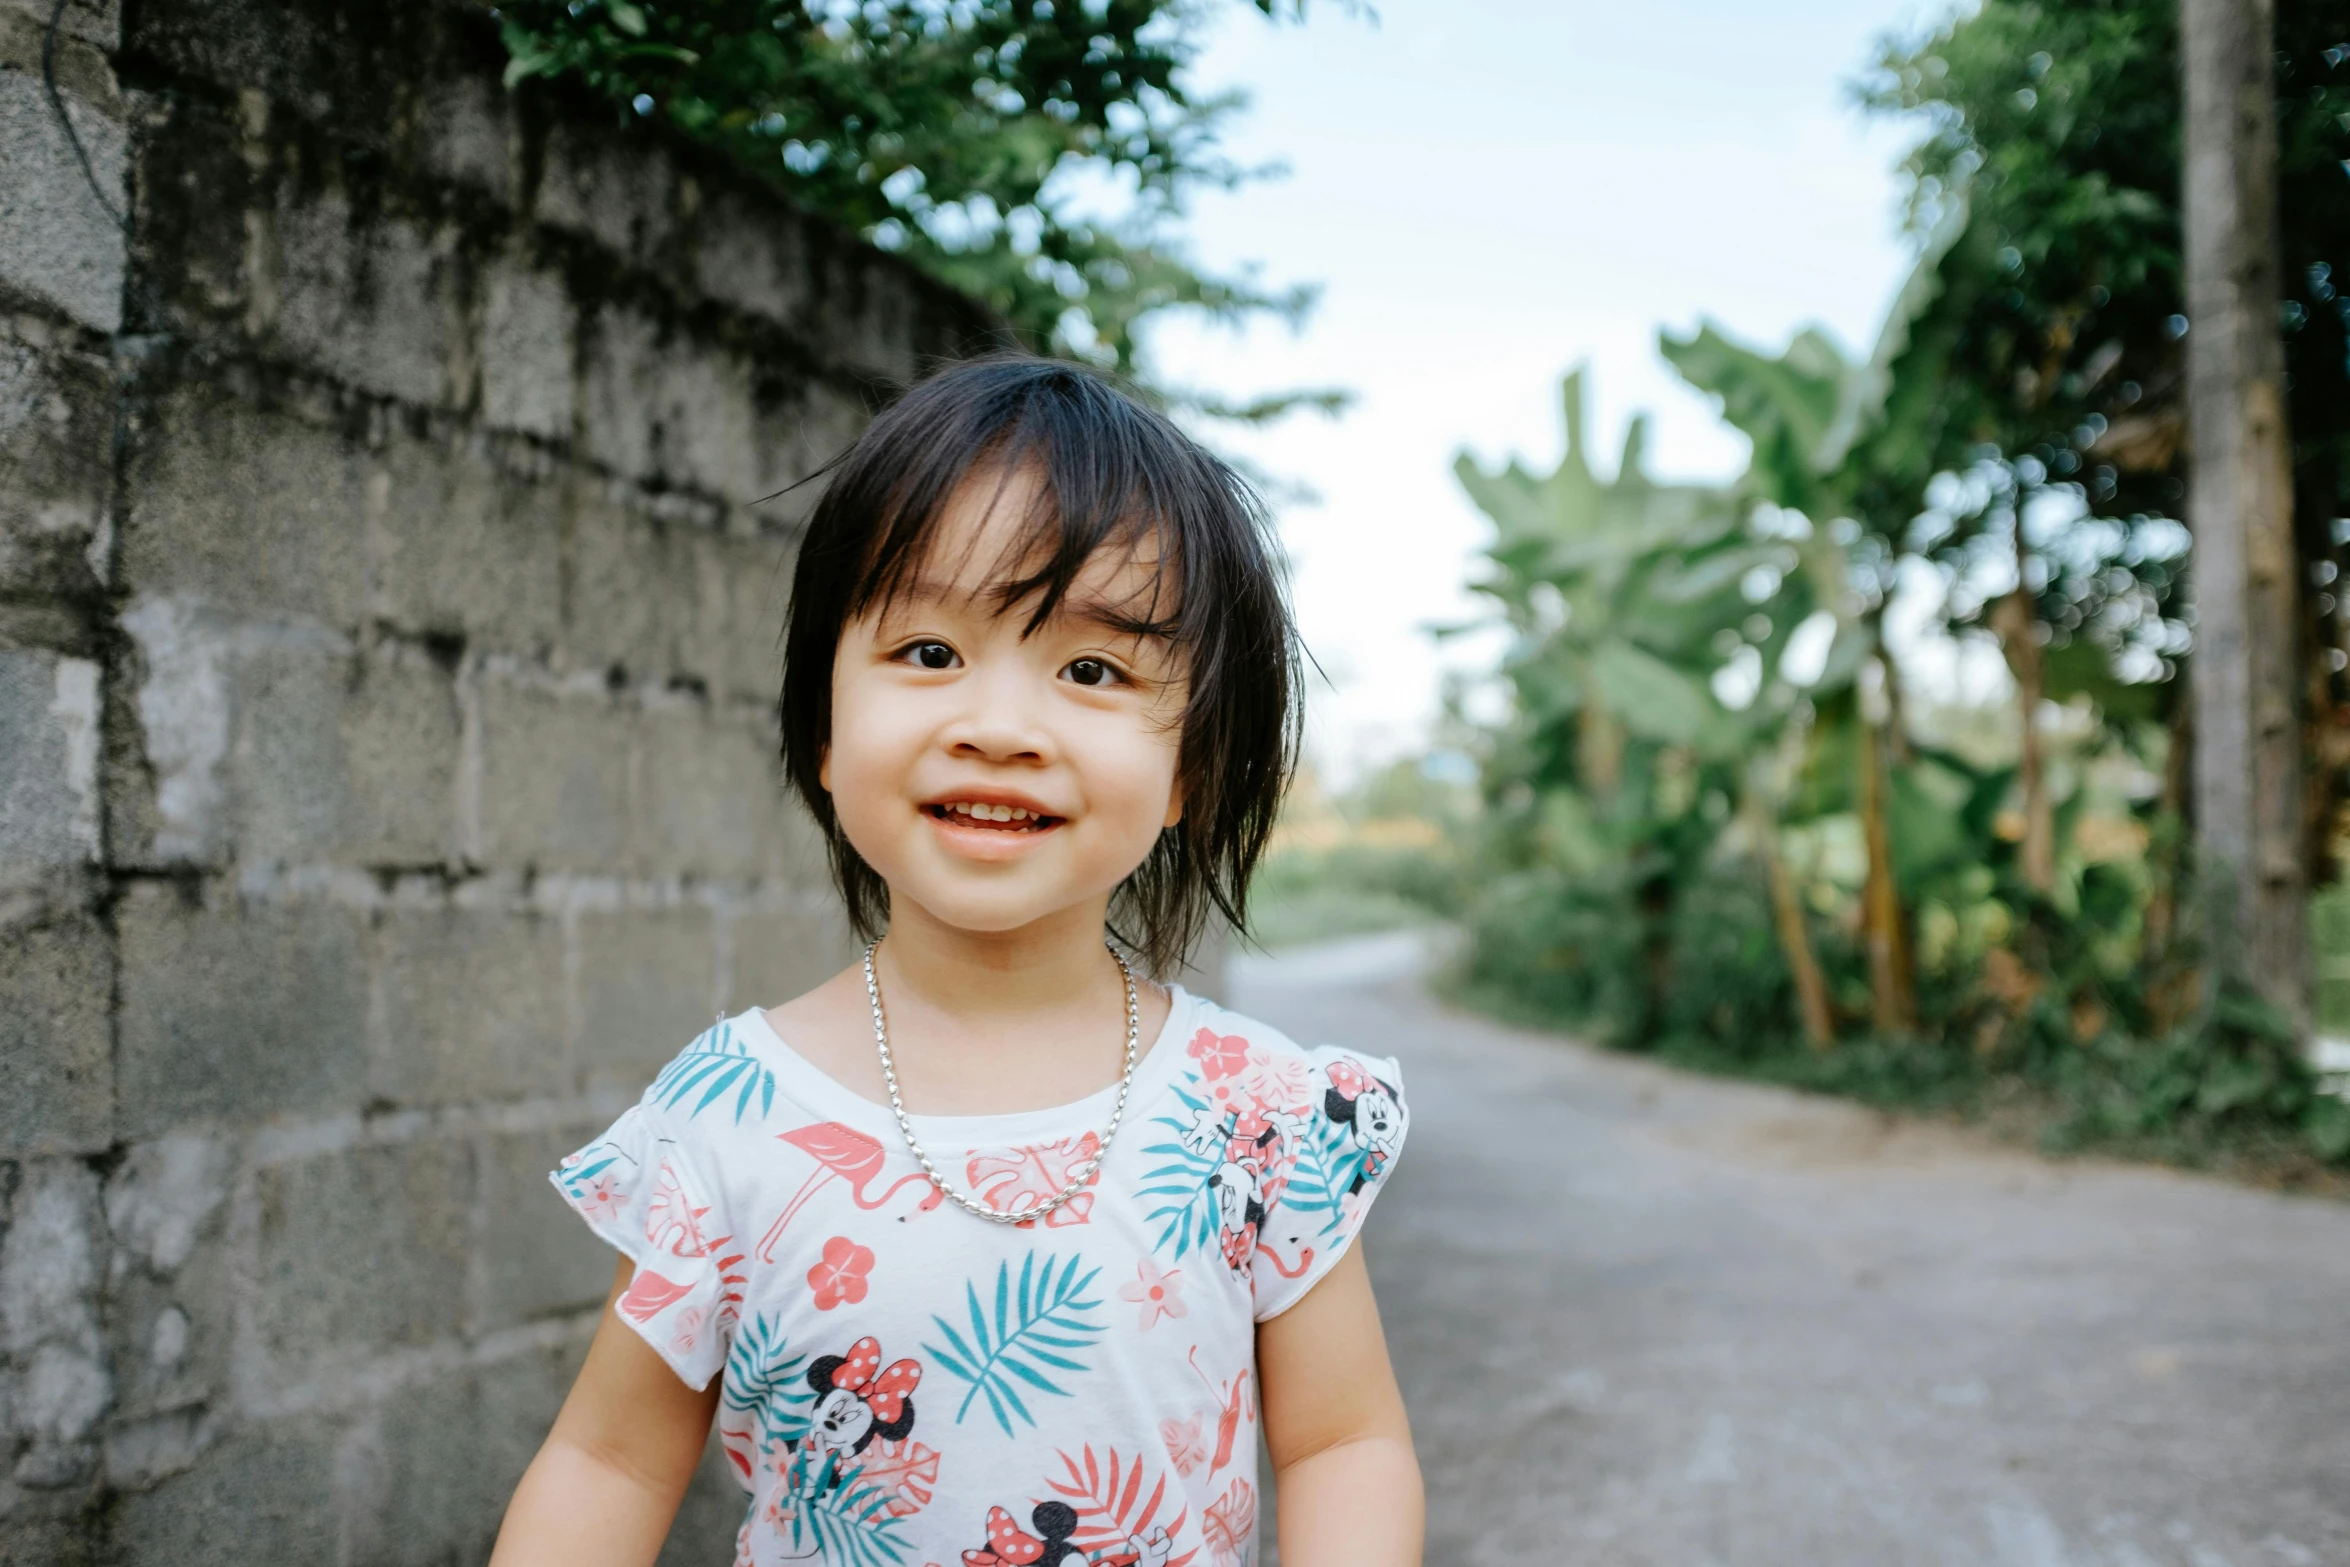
xmin=780 ymin=353 xmax=1301 ymax=976
xmin=840 ymin=376 xmax=1207 ymax=650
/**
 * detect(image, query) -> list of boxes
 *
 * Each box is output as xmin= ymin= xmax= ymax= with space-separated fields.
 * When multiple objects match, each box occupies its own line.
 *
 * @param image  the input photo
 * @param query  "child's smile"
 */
xmin=919 ymin=790 xmax=1071 ymax=865
xmin=924 ymin=794 xmax=1064 ymax=834
xmin=820 ymin=466 xmax=1189 ymax=940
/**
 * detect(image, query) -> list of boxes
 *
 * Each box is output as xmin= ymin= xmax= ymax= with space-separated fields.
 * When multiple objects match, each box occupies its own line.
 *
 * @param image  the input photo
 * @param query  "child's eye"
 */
xmin=897 ymin=641 xmax=959 ymax=670
xmin=1062 ymin=657 xmax=1125 ymax=689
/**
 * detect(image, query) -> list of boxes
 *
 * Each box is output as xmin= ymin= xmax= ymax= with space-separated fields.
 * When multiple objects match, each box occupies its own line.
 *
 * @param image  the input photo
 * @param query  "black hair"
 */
xmin=779 ymin=353 xmax=1302 ymax=976
xmin=804 ymin=1355 xmax=917 ymax=1453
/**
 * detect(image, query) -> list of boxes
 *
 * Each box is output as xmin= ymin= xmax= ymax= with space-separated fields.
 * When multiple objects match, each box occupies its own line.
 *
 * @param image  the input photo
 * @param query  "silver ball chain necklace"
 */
xmin=862 ymin=938 xmax=1141 ymax=1225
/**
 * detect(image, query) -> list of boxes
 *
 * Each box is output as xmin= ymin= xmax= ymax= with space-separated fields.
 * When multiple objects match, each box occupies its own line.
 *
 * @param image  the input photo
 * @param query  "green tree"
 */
xmin=495 ymin=0 xmax=1347 ymax=410
xmin=1858 ymin=0 xmax=2350 ymax=904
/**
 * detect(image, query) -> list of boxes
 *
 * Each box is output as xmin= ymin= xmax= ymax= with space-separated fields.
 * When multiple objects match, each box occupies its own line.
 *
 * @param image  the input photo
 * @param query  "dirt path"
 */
xmin=1231 ymin=934 xmax=2350 ymax=1567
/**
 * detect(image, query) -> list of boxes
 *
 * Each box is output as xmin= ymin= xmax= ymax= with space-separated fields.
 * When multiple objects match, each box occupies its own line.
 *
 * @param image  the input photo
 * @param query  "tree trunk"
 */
xmin=2181 ymin=0 xmax=2308 ymax=1031
xmin=1991 ymin=562 xmax=2055 ymax=894
xmin=1749 ymin=791 xmax=1835 ymax=1050
xmin=1856 ymin=683 xmax=1917 ymax=1034
xmin=1875 ymin=607 xmax=1914 ymax=768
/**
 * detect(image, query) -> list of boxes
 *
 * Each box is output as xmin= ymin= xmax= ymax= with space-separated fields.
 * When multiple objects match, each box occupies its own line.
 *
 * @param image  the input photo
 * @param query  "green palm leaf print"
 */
xmin=652 ymin=1018 xmax=776 ymax=1123
xmin=921 ymin=1251 xmax=1105 ymax=1437
xmin=1139 ymin=1086 xmax=1220 ymax=1259
xmin=1277 ymin=1115 xmax=1360 ymax=1236
xmin=783 ymin=1451 xmax=912 ymax=1567
xmin=723 ymin=1313 xmax=813 ymax=1449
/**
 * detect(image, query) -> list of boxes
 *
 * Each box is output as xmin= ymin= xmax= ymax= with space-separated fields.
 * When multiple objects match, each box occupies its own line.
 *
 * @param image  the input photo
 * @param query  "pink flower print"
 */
xmin=1185 ymin=1027 xmax=1249 ymax=1082
xmin=575 ymin=1172 xmax=625 ymax=1225
xmin=1239 ymin=1045 xmax=1312 ymax=1114
xmin=1118 ymin=1259 xmax=1187 ymax=1331
xmin=807 ymin=1234 xmax=875 ymax=1311
xmin=1162 ymin=1411 xmax=1209 ymax=1477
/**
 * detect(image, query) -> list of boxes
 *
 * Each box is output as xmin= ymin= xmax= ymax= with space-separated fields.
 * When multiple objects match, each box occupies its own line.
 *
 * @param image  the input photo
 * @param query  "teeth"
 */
xmin=944 ymin=802 xmax=1039 ymax=823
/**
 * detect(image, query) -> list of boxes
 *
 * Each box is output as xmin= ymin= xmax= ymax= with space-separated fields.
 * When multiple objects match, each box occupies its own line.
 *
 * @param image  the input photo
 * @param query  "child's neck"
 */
xmin=880 ymin=897 xmax=1125 ymax=1025
xmin=764 ymin=895 xmax=1175 ymax=1118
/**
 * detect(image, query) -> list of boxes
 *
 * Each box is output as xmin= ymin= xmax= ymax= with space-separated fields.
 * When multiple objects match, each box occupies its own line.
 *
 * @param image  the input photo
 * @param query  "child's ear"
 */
xmin=818 ymin=745 xmax=831 ymax=794
xmin=1161 ymin=776 xmax=1184 ymax=829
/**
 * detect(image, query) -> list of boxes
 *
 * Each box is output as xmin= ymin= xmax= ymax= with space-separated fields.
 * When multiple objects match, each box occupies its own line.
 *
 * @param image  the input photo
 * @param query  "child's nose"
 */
xmin=945 ymin=664 xmax=1053 ymax=762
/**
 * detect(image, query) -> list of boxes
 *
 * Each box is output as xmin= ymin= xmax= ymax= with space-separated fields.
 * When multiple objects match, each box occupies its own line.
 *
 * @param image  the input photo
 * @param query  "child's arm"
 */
xmin=491 ymin=1257 xmax=723 ymax=1567
xmin=1257 ymin=1243 xmax=1424 ymax=1566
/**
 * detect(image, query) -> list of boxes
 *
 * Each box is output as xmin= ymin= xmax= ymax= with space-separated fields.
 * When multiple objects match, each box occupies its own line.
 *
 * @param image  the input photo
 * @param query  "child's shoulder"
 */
xmin=621 ymin=1008 xmax=813 ymax=1135
xmin=1175 ymin=992 xmax=1405 ymax=1096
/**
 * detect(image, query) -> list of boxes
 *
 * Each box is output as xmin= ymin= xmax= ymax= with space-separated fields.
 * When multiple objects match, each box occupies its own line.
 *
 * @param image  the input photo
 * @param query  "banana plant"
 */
xmin=1457 ymin=368 xmax=1808 ymax=1035
xmin=1455 ymin=369 xmax=1776 ymax=772
xmin=1658 ymin=217 xmax=1969 ymax=1035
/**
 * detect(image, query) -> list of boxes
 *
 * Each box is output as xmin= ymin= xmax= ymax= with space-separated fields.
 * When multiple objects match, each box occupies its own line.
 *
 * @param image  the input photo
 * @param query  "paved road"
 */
xmin=1230 ymin=934 xmax=2350 ymax=1567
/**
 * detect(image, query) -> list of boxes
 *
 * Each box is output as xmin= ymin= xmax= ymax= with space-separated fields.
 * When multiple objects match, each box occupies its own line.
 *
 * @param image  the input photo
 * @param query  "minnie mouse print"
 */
xmin=957 ymin=1501 xmax=1173 ymax=1567
xmin=803 ymin=1336 xmax=921 ymax=1460
xmin=1323 ymin=1061 xmax=1402 ymax=1191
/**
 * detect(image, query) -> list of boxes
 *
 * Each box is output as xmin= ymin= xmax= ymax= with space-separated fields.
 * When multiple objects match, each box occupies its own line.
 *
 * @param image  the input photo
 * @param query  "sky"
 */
xmin=1141 ymin=0 xmax=1950 ymax=783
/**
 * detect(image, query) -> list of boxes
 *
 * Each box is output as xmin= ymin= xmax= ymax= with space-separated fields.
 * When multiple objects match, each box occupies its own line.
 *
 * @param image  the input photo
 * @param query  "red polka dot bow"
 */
xmin=835 ymin=1335 xmax=921 ymax=1422
xmin=962 ymin=1506 xmax=1045 ymax=1566
xmin=1326 ymin=1059 xmax=1375 ymax=1100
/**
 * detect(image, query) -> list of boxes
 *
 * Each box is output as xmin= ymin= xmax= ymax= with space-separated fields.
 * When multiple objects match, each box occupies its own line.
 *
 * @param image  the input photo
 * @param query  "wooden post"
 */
xmin=2181 ymin=0 xmax=2307 ymax=1030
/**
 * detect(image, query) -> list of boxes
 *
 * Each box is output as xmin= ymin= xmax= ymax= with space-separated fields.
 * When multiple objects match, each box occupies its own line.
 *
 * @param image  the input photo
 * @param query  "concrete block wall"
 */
xmin=0 ymin=0 xmax=997 ymax=1559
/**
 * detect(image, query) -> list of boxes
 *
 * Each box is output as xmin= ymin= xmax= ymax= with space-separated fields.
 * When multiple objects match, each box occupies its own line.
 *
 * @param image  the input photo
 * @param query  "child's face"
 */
xmin=821 ymin=470 xmax=1188 ymax=944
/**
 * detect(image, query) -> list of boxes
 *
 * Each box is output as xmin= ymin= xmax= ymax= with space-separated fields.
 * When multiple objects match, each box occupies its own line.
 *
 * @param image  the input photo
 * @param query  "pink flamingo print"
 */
xmin=1189 ymin=1346 xmax=1255 ymax=1476
xmin=756 ymin=1122 xmax=941 ymax=1262
xmin=1254 ymin=1237 xmax=1316 ymax=1280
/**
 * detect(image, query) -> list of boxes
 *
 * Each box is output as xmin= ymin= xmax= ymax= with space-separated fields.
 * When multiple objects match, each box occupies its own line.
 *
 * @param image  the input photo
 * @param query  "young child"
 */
xmin=492 ymin=356 xmax=1422 ymax=1567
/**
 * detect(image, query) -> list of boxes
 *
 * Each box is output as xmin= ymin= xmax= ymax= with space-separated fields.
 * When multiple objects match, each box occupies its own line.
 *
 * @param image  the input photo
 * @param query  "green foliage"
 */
xmin=1452 ymin=344 xmax=2345 ymax=1172
xmin=1432 ymin=0 xmax=2350 ymax=1179
xmin=1856 ymin=0 xmax=2185 ymax=497
xmin=2036 ymin=986 xmax=2350 ymax=1168
xmin=494 ymin=0 xmax=1342 ymax=394
xmin=1857 ymin=0 xmax=2350 ymax=726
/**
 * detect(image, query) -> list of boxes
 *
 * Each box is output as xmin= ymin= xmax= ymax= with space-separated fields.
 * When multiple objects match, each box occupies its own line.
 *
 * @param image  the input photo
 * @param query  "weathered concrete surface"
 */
xmin=0 ymin=0 xmax=999 ymax=1555
xmin=1234 ymin=934 xmax=2350 ymax=1567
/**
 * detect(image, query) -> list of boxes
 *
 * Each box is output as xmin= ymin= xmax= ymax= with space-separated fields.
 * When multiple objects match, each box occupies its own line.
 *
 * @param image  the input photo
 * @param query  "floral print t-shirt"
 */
xmin=551 ymin=987 xmax=1407 ymax=1567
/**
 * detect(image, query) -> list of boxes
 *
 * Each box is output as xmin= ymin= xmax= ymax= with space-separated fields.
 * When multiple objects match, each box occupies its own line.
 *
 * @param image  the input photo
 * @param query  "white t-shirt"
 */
xmin=552 ymin=987 xmax=1408 ymax=1567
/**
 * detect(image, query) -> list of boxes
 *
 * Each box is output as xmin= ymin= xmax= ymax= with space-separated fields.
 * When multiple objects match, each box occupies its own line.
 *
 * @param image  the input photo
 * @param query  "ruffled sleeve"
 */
xmin=551 ymin=1102 xmax=741 ymax=1389
xmin=1251 ymin=1044 xmax=1409 ymax=1322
